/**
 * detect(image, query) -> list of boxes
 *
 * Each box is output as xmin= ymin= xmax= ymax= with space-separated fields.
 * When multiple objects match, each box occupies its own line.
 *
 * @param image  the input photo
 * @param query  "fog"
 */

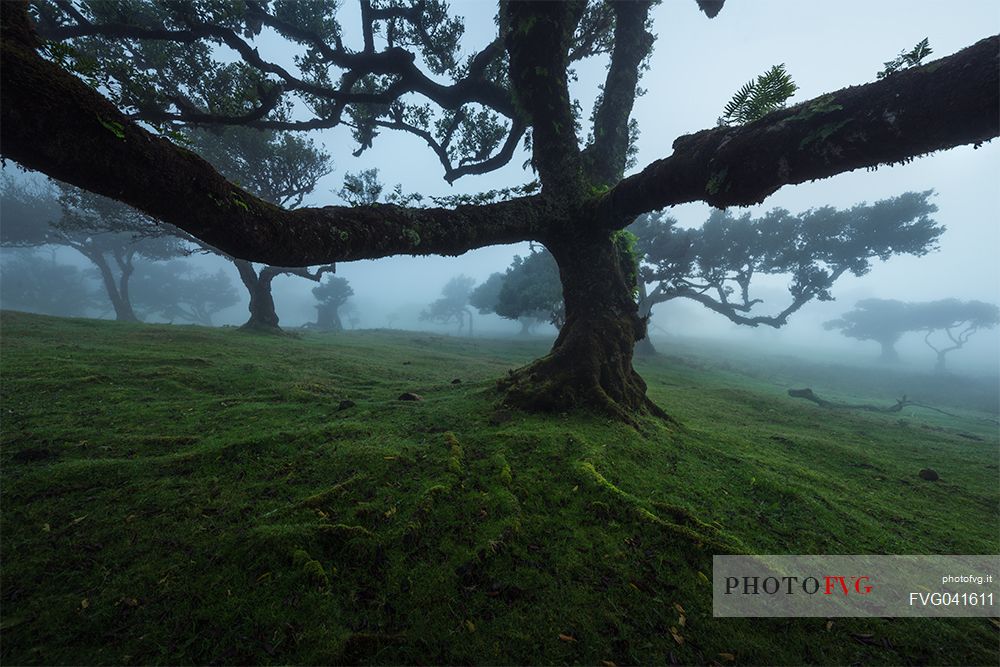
xmin=2 ymin=0 xmax=998 ymax=378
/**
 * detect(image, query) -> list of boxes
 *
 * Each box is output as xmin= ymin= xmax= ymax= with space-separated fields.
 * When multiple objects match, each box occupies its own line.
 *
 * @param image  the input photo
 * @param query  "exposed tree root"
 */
xmin=497 ymin=352 xmax=677 ymax=428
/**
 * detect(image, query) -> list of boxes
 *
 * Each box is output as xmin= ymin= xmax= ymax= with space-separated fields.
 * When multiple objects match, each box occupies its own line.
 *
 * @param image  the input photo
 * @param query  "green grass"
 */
xmin=1 ymin=311 xmax=997 ymax=665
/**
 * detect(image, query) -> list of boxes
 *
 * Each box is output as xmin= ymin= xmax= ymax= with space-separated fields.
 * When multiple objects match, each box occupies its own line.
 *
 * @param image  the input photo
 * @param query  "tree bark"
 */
xmin=498 ymin=231 xmax=669 ymax=422
xmin=234 ymin=259 xmax=280 ymax=331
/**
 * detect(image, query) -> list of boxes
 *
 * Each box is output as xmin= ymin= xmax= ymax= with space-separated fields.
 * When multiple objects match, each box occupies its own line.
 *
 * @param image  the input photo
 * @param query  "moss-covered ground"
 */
xmin=1 ymin=311 xmax=997 ymax=665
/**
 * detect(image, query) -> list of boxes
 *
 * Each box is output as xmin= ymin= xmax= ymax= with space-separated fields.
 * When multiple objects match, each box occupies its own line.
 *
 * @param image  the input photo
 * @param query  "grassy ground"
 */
xmin=1 ymin=311 xmax=997 ymax=665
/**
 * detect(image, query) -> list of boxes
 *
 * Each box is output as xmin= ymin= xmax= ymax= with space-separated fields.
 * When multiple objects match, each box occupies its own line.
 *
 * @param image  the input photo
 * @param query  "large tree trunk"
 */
xmin=499 ymin=231 xmax=669 ymax=423
xmin=234 ymin=259 xmax=280 ymax=331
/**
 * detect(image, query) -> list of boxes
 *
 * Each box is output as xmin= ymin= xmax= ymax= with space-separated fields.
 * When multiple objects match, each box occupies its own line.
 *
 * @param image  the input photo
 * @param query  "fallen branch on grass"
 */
xmin=787 ymin=388 xmax=964 ymax=419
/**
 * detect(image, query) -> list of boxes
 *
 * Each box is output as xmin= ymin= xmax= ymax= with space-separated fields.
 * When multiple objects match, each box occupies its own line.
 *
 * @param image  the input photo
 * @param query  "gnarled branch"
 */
xmin=0 ymin=6 xmax=546 ymax=267
xmin=604 ymin=35 xmax=999 ymax=220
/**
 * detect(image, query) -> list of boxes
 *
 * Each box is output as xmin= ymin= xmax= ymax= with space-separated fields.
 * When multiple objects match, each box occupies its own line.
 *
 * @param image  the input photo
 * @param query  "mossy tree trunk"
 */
xmin=500 ymin=230 xmax=667 ymax=422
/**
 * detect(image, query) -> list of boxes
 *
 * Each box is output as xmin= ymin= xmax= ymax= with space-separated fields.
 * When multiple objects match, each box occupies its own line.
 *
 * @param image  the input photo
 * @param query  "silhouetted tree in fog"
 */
xmin=1 ymin=177 xmax=186 ymax=321
xmin=823 ymin=299 xmax=915 ymax=362
xmin=128 ymin=260 xmax=240 ymax=326
xmin=914 ymin=299 xmax=999 ymax=373
xmin=826 ymin=298 xmax=999 ymax=371
xmin=182 ymin=127 xmax=334 ymax=331
xmin=0 ymin=248 xmax=101 ymax=317
xmin=422 ymin=276 xmax=476 ymax=336
xmin=630 ymin=192 xmax=943 ymax=356
xmin=472 ymin=250 xmax=565 ymax=335
xmin=311 ymin=275 xmax=354 ymax=331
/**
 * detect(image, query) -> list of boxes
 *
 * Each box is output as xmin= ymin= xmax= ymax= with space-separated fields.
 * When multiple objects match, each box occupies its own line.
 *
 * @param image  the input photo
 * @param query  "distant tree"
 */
xmin=341 ymin=302 xmax=362 ymax=330
xmin=823 ymin=299 xmax=914 ymax=362
xmin=181 ymin=127 xmax=335 ymax=331
xmin=469 ymin=273 xmax=504 ymax=317
xmin=1 ymin=176 xmax=186 ymax=322
xmin=0 ymin=248 xmax=101 ymax=317
xmin=128 ymin=260 xmax=240 ymax=326
xmin=421 ymin=275 xmax=476 ymax=336
xmin=631 ymin=192 xmax=943 ymax=355
xmin=826 ymin=298 xmax=999 ymax=372
xmin=487 ymin=249 xmax=566 ymax=332
xmin=311 ymin=275 xmax=354 ymax=331
xmin=913 ymin=299 xmax=999 ymax=373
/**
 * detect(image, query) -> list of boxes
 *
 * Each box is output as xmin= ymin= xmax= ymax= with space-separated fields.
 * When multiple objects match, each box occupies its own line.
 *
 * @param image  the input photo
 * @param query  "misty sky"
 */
xmin=4 ymin=0 xmax=999 ymax=373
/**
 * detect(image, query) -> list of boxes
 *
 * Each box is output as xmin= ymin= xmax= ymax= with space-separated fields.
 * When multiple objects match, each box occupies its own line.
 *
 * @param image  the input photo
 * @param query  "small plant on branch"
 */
xmin=719 ymin=64 xmax=798 ymax=125
xmin=877 ymin=38 xmax=932 ymax=79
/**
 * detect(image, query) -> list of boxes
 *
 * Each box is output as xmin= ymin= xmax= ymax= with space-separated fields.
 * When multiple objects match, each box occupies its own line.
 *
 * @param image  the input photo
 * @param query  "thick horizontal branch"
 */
xmin=0 ymin=9 xmax=546 ymax=267
xmin=606 ymin=35 xmax=999 ymax=218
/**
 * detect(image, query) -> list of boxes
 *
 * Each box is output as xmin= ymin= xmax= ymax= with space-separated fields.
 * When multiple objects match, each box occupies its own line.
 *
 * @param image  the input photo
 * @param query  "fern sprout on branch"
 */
xmin=877 ymin=38 xmax=933 ymax=79
xmin=719 ymin=64 xmax=798 ymax=126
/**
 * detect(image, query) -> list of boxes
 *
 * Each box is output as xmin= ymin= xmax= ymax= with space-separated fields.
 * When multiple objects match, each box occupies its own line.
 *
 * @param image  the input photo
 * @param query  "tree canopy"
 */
xmin=1 ymin=176 xmax=187 ymax=321
xmin=421 ymin=274 xmax=475 ymax=336
xmin=823 ymin=299 xmax=916 ymax=362
xmin=2 ymin=0 xmax=997 ymax=419
xmin=129 ymin=260 xmax=240 ymax=326
xmin=631 ymin=191 xmax=943 ymax=330
xmin=472 ymin=249 xmax=564 ymax=330
xmin=311 ymin=275 xmax=354 ymax=331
